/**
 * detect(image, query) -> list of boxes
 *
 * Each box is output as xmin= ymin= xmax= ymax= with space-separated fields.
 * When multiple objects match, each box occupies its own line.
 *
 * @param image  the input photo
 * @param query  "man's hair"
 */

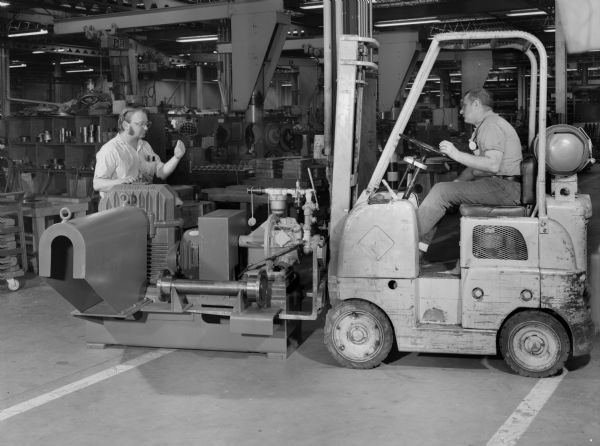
xmin=117 ymin=106 xmax=147 ymax=131
xmin=464 ymin=88 xmax=494 ymax=109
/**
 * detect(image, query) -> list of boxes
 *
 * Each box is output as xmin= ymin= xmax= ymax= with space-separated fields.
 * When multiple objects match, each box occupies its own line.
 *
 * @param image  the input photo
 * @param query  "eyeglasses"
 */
xmin=130 ymin=121 xmax=151 ymax=128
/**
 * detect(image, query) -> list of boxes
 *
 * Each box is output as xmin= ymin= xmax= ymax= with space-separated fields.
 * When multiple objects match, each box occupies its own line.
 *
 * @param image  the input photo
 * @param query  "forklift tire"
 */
xmin=324 ymin=300 xmax=394 ymax=369
xmin=499 ymin=311 xmax=570 ymax=378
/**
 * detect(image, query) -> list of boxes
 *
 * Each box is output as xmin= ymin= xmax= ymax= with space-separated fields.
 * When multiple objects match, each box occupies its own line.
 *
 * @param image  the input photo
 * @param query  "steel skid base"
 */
xmin=83 ymin=312 xmax=301 ymax=359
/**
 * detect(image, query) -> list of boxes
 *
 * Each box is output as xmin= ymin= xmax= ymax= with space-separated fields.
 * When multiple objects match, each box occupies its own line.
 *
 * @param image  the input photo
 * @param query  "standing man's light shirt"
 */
xmin=93 ymin=107 xmax=186 ymax=197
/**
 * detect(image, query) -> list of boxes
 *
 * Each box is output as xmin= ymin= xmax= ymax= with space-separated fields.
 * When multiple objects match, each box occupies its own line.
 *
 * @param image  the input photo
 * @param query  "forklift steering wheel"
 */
xmin=398 ymin=133 xmax=446 ymax=157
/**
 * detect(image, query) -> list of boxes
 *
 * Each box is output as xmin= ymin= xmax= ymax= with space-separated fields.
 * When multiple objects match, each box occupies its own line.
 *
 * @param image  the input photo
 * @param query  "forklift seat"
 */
xmin=459 ymin=156 xmax=537 ymax=218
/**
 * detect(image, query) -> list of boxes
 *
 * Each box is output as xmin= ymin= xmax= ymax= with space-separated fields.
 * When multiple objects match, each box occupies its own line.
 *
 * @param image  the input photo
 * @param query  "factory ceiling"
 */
xmin=1 ymin=0 xmax=559 ymax=78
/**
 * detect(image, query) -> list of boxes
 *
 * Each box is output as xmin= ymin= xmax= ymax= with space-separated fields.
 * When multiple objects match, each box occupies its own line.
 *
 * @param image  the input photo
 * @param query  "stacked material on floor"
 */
xmin=0 ymin=217 xmax=19 ymax=273
xmin=0 ymin=207 xmax=26 ymax=291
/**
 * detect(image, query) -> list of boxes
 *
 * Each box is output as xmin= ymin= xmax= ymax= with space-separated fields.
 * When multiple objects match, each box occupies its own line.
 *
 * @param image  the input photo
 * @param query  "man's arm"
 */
xmin=93 ymin=176 xmax=137 ymax=192
xmin=156 ymin=140 xmax=186 ymax=180
xmin=439 ymin=140 xmax=502 ymax=174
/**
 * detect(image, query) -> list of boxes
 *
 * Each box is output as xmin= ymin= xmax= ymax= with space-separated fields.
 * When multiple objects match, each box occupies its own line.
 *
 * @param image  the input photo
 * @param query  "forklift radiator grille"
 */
xmin=472 ymin=225 xmax=527 ymax=261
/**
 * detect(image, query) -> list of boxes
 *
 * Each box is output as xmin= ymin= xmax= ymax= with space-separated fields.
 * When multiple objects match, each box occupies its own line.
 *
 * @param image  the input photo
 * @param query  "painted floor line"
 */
xmin=486 ymin=371 xmax=566 ymax=446
xmin=0 ymin=348 xmax=174 ymax=422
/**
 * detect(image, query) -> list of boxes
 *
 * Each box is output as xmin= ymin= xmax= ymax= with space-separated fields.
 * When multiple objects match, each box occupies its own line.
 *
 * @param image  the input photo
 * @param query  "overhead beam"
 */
xmin=54 ymin=0 xmax=284 ymax=34
xmin=9 ymin=42 xmax=104 ymax=57
xmin=372 ymin=0 xmax=553 ymax=21
xmin=3 ymin=12 xmax=58 ymax=26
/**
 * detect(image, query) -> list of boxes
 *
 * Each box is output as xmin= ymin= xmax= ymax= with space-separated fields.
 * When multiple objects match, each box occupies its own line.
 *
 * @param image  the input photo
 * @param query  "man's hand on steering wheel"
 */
xmin=438 ymin=140 xmax=460 ymax=159
xmin=398 ymin=133 xmax=446 ymax=157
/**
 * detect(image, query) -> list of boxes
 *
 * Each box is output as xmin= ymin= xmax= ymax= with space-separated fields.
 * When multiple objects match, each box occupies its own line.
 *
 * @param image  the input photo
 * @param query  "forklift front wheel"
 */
xmin=324 ymin=300 xmax=394 ymax=369
xmin=499 ymin=311 xmax=570 ymax=378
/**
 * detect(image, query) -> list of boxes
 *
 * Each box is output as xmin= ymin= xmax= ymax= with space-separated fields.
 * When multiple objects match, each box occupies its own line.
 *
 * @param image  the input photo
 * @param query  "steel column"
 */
xmin=555 ymin=10 xmax=567 ymax=123
xmin=196 ymin=65 xmax=204 ymax=109
xmin=376 ymin=30 xmax=419 ymax=113
xmin=0 ymin=42 xmax=9 ymax=116
xmin=323 ymin=0 xmax=333 ymax=156
xmin=224 ymin=11 xmax=289 ymax=112
xmin=461 ymin=50 xmax=493 ymax=95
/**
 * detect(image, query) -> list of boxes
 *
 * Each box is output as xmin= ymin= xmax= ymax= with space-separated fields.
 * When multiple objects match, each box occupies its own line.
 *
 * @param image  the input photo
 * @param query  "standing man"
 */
xmin=93 ymin=107 xmax=186 ymax=197
xmin=417 ymin=88 xmax=523 ymax=255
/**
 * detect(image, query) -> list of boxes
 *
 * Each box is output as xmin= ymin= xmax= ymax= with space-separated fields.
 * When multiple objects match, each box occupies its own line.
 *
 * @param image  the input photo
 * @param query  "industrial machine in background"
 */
xmin=39 ymin=183 xmax=326 ymax=357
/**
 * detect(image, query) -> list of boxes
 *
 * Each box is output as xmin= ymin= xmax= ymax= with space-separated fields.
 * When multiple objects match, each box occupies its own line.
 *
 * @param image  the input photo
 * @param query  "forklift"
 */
xmin=324 ymin=30 xmax=595 ymax=377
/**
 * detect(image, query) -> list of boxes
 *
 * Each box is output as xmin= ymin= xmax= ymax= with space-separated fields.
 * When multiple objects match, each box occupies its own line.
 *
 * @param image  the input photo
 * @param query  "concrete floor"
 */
xmin=2 ymin=166 xmax=600 ymax=446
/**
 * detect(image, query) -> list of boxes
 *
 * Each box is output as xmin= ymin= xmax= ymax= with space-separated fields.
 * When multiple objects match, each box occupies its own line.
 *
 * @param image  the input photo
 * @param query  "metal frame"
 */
xmin=360 ymin=30 xmax=548 ymax=218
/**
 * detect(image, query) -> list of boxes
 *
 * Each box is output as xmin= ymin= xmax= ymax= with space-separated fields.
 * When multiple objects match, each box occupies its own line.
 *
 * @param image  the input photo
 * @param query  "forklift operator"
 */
xmin=417 ymin=88 xmax=523 ymax=254
xmin=93 ymin=107 xmax=186 ymax=197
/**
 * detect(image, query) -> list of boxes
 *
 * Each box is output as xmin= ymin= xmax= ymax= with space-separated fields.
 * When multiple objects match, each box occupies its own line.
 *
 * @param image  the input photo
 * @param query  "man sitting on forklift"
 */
xmin=417 ymin=88 xmax=523 ymax=258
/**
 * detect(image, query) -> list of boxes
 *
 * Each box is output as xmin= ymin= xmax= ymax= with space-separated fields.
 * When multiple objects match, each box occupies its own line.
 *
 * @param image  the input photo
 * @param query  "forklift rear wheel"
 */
xmin=499 ymin=311 xmax=570 ymax=378
xmin=324 ymin=300 xmax=394 ymax=369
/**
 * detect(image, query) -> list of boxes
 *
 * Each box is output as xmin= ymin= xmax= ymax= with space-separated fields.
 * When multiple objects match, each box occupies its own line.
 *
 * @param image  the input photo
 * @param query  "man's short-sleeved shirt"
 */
xmin=94 ymin=134 xmax=163 ymax=186
xmin=472 ymin=112 xmax=522 ymax=176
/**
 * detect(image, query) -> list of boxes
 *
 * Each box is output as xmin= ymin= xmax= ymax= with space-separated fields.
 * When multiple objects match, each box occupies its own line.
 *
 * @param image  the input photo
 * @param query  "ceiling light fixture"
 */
xmin=8 ymin=29 xmax=48 ymax=38
xmin=0 ymin=2 xmax=10 ymax=7
xmin=66 ymin=68 xmax=93 ymax=73
xmin=176 ymin=34 xmax=218 ymax=43
xmin=32 ymin=50 xmax=45 ymax=54
xmin=60 ymin=59 xmax=84 ymax=65
xmin=9 ymin=63 xmax=26 ymax=68
xmin=544 ymin=26 xmax=556 ymax=33
xmin=498 ymin=66 xmax=517 ymax=70
xmin=375 ymin=17 xmax=441 ymax=27
xmin=300 ymin=1 xmax=323 ymax=10
xmin=505 ymin=9 xmax=546 ymax=17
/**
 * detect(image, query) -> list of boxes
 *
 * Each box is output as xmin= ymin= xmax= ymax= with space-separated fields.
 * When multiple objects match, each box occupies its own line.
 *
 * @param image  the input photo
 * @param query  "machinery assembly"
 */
xmin=39 ymin=183 xmax=326 ymax=358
